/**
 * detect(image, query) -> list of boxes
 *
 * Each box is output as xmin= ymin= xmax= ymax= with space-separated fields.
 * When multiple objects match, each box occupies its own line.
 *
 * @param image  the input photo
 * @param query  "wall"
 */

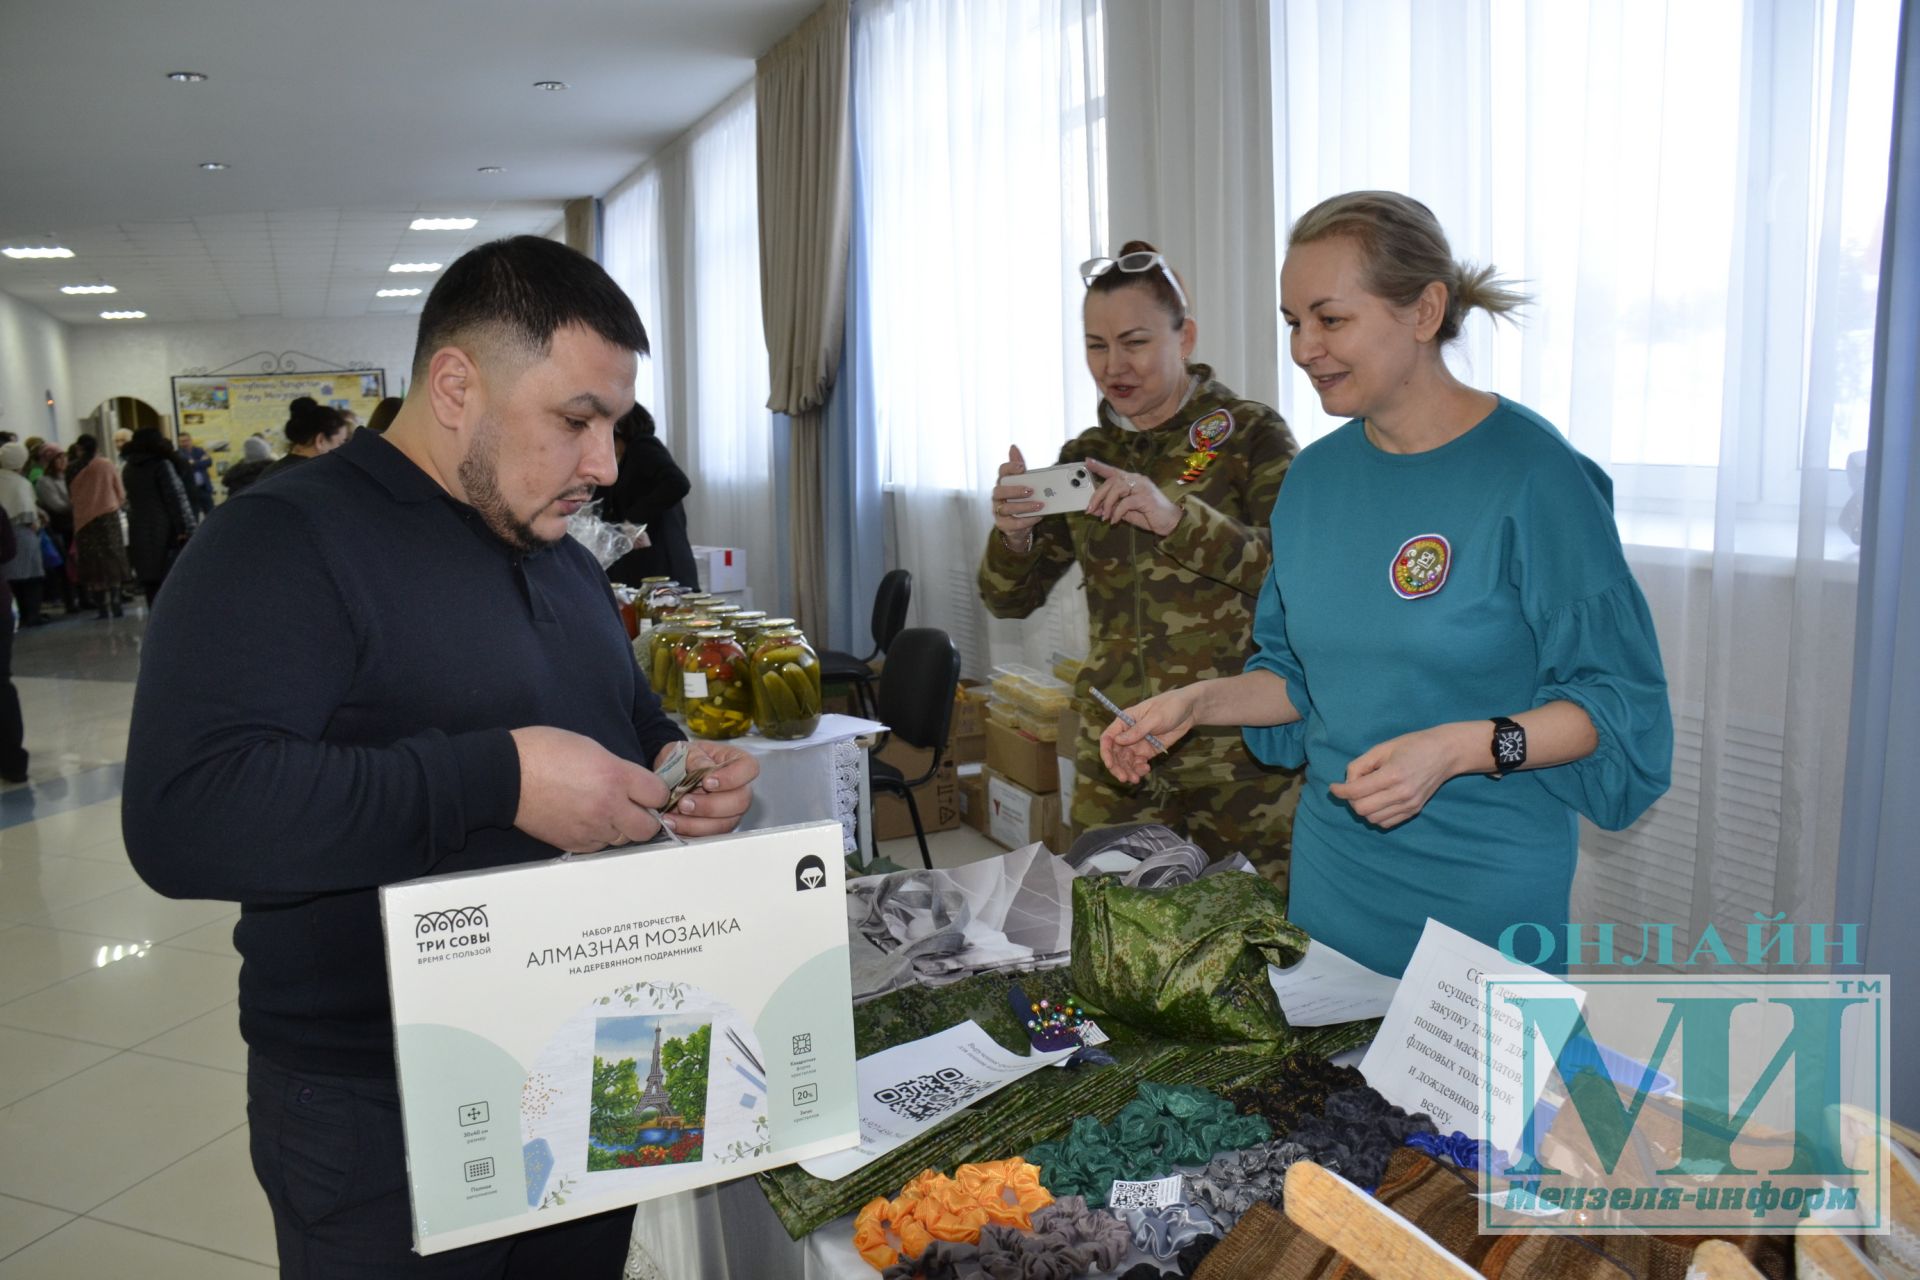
xmin=66 ymin=315 xmax=418 ymax=432
xmin=0 ymin=291 xmax=74 ymax=444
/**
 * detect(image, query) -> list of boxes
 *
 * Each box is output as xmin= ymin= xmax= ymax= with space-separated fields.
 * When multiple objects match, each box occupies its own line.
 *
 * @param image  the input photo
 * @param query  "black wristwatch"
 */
xmin=1489 ymin=716 xmax=1526 ymax=778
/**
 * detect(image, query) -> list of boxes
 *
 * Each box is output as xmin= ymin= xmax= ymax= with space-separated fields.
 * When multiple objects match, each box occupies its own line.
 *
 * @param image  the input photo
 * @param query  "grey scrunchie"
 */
xmin=880 ymin=1240 xmax=979 ymax=1280
xmin=974 ymin=1195 xmax=1132 ymax=1280
xmin=1189 ymin=1138 xmax=1315 ymax=1227
xmin=1119 ymin=1201 xmax=1219 ymax=1260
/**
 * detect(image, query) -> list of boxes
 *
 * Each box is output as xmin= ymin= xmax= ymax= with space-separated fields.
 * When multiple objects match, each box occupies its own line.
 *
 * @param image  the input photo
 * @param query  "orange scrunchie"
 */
xmin=852 ymin=1158 xmax=1055 ymax=1269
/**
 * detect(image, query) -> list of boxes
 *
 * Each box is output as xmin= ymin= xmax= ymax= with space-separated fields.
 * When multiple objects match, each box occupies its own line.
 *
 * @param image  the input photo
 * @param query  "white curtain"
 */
xmin=600 ymin=89 xmax=780 ymax=608
xmin=679 ymin=88 xmax=779 ymax=609
xmin=854 ymin=0 xmax=1106 ymax=677
xmin=602 ymin=168 xmax=666 ymax=426
xmin=1104 ymin=0 xmax=1282 ymax=408
xmin=1274 ymin=0 xmax=1901 ymax=958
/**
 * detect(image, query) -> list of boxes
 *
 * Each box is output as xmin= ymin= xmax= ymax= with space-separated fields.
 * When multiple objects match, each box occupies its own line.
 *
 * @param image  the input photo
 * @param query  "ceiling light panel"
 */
xmin=375 ymin=287 xmax=422 ymax=297
xmin=3 ymin=246 xmax=75 ymax=259
xmin=410 ymin=217 xmax=477 ymax=231
xmin=388 ymin=262 xmax=442 ymax=273
xmin=61 ymin=284 xmax=117 ymax=294
xmin=100 ymin=310 xmax=146 ymax=319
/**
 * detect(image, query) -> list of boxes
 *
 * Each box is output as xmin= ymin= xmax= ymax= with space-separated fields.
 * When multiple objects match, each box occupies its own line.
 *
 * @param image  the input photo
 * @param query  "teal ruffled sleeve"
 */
xmin=1241 ymin=561 xmax=1311 ymax=768
xmin=1530 ymin=578 xmax=1673 ymax=830
xmin=1517 ymin=449 xmax=1674 ymax=830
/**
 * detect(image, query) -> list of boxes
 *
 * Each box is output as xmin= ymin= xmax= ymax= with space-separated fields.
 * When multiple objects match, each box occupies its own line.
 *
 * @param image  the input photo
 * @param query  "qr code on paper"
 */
xmin=1107 ymin=1175 xmax=1182 ymax=1210
xmin=872 ymin=1067 xmax=989 ymax=1122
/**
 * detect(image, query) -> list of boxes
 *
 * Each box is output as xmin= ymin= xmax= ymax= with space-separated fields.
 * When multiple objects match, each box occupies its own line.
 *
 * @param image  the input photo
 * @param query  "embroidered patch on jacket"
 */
xmin=1188 ymin=410 xmax=1234 ymax=451
xmin=1389 ymin=533 xmax=1451 ymax=599
xmin=1178 ymin=410 xmax=1234 ymax=485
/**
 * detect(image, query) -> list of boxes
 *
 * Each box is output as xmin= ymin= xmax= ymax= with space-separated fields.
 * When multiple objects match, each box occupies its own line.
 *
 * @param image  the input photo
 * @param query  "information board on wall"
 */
xmin=170 ymin=369 xmax=386 ymax=479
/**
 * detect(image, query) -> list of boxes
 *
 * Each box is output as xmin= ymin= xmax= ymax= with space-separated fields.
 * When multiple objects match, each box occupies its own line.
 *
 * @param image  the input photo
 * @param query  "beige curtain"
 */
xmin=756 ymin=0 xmax=851 ymax=638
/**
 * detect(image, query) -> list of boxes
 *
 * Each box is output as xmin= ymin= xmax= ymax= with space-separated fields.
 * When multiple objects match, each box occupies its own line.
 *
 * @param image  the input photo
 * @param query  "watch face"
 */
xmin=1494 ymin=725 xmax=1526 ymax=769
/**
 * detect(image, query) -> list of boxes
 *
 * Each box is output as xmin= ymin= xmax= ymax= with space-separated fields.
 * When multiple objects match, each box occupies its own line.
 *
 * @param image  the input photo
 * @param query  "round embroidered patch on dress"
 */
xmin=1389 ymin=533 xmax=1451 ymax=599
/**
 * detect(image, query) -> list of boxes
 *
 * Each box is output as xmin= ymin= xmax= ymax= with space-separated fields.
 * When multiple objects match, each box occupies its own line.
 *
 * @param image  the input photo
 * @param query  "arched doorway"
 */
xmin=82 ymin=396 xmax=165 ymax=459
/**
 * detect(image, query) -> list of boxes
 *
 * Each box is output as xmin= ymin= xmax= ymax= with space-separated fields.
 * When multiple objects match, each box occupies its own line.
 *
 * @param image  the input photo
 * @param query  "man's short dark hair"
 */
xmin=410 ymin=236 xmax=648 ymax=383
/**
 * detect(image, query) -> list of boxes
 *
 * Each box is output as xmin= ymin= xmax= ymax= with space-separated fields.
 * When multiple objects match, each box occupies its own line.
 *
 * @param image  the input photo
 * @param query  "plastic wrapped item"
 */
xmin=682 ymin=631 xmax=753 ymax=740
xmin=1050 ymin=650 xmax=1086 ymax=687
xmin=750 ymin=627 xmax=823 ymax=740
xmin=989 ymin=663 xmax=1073 ymax=719
xmin=564 ymin=500 xmax=646 ymax=569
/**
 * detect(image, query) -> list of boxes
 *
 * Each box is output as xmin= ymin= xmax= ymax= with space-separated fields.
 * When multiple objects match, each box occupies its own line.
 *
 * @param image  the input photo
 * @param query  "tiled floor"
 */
xmin=0 ymin=610 xmax=1003 ymax=1273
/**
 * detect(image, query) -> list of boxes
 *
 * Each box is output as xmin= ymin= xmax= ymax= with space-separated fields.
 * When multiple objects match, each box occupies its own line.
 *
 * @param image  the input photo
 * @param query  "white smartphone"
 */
xmin=1018 ymin=462 xmax=1100 ymax=515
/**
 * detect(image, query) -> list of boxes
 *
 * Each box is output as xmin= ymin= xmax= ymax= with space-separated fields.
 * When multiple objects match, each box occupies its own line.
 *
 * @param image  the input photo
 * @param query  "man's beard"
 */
xmin=457 ymin=412 xmax=548 ymax=552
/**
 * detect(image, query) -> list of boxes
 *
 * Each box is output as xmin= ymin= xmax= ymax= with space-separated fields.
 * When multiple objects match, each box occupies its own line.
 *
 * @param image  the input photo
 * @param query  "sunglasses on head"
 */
xmin=1079 ymin=251 xmax=1190 ymax=316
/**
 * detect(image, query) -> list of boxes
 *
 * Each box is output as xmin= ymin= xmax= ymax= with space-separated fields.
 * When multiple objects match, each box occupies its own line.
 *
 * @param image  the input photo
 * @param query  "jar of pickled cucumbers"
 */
xmin=743 ymin=616 xmax=794 ymax=652
xmin=750 ymin=627 xmax=823 ymax=740
xmin=682 ymin=631 xmax=753 ymax=740
xmin=652 ymin=615 xmax=715 ymax=713
xmin=728 ymin=610 xmax=768 ymax=643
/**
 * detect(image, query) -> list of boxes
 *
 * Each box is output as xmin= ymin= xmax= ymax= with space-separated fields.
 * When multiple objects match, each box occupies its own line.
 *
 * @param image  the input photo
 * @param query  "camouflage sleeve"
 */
xmin=977 ymin=511 xmax=1077 ymax=619
xmin=977 ymin=438 xmax=1083 ymax=619
xmin=1157 ymin=407 xmax=1295 ymax=596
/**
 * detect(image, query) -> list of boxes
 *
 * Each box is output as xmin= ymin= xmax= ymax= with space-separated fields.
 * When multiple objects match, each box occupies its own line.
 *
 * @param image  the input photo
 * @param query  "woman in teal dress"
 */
xmin=1100 ymin=191 xmax=1672 ymax=976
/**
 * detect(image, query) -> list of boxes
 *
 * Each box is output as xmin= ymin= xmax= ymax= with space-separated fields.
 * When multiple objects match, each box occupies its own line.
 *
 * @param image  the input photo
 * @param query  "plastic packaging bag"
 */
xmin=564 ymin=500 xmax=648 ymax=569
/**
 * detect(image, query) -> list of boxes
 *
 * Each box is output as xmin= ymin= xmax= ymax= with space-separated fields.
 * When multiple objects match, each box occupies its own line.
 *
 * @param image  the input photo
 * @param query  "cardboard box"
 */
xmin=950 ymin=732 xmax=987 ymax=765
xmin=689 ymin=544 xmax=747 ymax=594
xmin=871 ymin=737 xmax=959 ymax=842
xmin=378 ymin=822 xmax=856 ymax=1253
xmin=984 ymin=718 xmax=1059 ymax=795
xmin=986 ymin=770 xmax=1063 ymax=850
xmin=957 ymin=763 xmax=988 ymax=834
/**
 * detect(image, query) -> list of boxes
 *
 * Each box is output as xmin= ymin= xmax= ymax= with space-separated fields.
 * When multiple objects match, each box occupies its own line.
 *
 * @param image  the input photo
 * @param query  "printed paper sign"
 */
xmin=1360 ymin=918 xmax=1582 ymax=1151
xmin=798 ymin=1021 xmax=1075 ymax=1181
xmin=381 ymin=821 xmax=858 ymax=1253
xmin=1268 ymin=939 xmax=1401 ymax=1026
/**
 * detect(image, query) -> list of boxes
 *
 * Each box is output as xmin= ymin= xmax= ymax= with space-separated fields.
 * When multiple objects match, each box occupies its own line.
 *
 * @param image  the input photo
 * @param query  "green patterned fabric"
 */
xmin=753 ymin=970 xmax=1374 ymax=1239
xmin=1069 ymin=873 xmax=1308 ymax=1043
xmin=1025 ymin=1083 xmax=1271 ymax=1207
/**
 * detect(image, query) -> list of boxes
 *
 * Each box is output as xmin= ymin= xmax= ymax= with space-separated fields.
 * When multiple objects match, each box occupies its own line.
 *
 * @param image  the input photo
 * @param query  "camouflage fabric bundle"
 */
xmin=753 ymin=969 xmax=1373 ymax=1239
xmin=1070 ymin=871 xmax=1308 ymax=1043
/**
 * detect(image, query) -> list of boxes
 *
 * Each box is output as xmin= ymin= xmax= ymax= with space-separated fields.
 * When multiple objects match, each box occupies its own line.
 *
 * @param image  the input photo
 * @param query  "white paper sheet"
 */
xmin=797 ymin=1020 xmax=1074 ymax=1181
xmin=1359 ymin=918 xmax=1584 ymax=1151
xmin=1267 ymin=940 xmax=1401 ymax=1026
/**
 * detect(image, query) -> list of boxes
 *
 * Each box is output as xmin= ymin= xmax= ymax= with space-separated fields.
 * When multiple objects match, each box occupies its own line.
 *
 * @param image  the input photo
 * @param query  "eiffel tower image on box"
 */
xmin=634 ymin=1023 xmax=684 ymax=1129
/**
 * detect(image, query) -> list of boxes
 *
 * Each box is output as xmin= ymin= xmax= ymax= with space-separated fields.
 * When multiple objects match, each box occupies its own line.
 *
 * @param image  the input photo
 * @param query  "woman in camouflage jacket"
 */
xmin=979 ymin=241 xmax=1302 ymax=889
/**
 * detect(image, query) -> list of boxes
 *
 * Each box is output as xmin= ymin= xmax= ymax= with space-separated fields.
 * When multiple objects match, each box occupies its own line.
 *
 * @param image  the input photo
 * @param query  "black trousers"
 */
xmin=247 ymin=1050 xmax=636 ymax=1279
xmin=0 ymin=599 xmax=23 ymax=779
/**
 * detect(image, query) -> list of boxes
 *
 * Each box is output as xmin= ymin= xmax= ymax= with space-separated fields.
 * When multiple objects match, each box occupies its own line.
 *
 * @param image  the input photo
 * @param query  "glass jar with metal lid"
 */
xmin=733 ymin=613 xmax=781 ymax=651
xmin=682 ymin=631 xmax=753 ymax=740
xmin=654 ymin=615 xmax=716 ymax=713
xmin=750 ymin=626 xmax=822 ymax=740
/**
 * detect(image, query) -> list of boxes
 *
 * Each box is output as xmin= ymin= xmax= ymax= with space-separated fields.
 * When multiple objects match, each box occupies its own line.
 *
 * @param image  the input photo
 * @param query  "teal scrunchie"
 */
xmin=1025 ymin=1083 xmax=1270 ymax=1208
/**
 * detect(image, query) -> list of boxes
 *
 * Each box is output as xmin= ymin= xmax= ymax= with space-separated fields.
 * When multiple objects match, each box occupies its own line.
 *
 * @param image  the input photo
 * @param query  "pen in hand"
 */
xmin=1090 ymin=686 xmax=1168 ymax=755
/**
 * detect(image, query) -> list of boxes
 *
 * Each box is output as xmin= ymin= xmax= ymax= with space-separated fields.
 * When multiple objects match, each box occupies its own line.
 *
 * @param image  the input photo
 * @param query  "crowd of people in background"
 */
xmin=2 ymin=377 xmax=701 ymax=793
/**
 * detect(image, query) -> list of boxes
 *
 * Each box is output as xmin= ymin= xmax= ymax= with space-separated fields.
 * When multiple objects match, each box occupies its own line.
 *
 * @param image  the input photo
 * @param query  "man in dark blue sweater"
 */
xmin=123 ymin=236 xmax=758 ymax=1278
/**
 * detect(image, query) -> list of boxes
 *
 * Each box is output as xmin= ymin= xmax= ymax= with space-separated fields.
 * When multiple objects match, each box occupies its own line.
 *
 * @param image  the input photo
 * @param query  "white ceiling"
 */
xmin=0 ymin=0 xmax=816 ymax=326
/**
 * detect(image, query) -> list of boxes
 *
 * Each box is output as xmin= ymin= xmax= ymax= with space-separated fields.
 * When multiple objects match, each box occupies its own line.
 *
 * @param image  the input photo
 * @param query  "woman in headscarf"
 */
xmin=68 ymin=435 xmax=129 ymax=618
xmin=222 ymin=435 xmax=276 ymax=496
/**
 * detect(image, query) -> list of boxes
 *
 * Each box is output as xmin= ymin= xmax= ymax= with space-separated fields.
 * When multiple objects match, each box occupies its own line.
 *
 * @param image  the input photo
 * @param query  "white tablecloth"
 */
xmin=716 ymin=713 xmax=884 ymax=860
